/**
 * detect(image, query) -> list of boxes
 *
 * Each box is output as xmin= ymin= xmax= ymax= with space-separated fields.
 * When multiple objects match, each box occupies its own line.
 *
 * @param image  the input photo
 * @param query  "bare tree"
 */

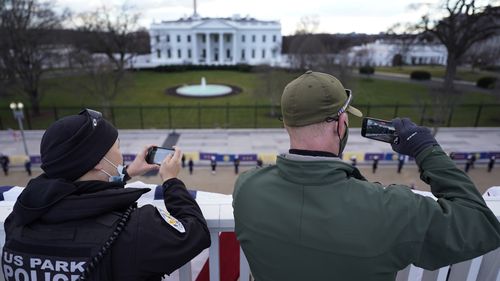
xmin=288 ymin=15 xmax=326 ymax=70
xmin=0 ymin=0 xmax=67 ymax=114
xmin=386 ymin=23 xmax=419 ymax=68
xmin=421 ymin=0 xmax=500 ymax=92
xmin=74 ymin=5 xmax=142 ymax=109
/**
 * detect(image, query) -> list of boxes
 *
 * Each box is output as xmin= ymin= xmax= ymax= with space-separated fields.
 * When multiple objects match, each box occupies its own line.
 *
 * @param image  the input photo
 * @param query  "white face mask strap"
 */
xmin=102 ymin=157 xmax=118 ymax=169
xmin=100 ymin=169 xmax=113 ymax=178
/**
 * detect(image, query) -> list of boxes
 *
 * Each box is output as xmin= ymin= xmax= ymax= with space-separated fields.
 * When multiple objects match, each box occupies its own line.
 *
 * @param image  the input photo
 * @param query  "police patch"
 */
xmin=155 ymin=207 xmax=185 ymax=233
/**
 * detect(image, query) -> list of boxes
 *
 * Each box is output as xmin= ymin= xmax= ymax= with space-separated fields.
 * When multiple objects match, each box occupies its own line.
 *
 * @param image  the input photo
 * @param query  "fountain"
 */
xmin=175 ymin=77 xmax=233 ymax=97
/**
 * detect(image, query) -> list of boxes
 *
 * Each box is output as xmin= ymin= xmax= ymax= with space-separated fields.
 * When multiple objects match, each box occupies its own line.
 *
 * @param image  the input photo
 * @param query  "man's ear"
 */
xmin=338 ymin=113 xmax=348 ymax=138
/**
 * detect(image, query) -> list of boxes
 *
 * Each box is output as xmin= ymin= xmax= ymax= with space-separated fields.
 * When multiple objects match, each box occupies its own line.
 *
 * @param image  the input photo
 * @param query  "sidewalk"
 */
xmin=2 ymin=128 xmax=499 ymax=159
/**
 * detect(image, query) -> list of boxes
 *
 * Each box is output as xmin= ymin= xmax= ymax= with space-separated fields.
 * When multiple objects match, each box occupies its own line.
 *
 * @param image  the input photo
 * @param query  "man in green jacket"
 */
xmin=232 ymin=70 xmax=500 ymax=281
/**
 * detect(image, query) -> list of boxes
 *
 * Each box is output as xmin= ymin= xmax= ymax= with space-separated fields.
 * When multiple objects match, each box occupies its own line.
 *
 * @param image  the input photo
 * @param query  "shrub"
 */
xmin=410 ymin=71 xmax=431 ymax=80
xmin=476 ymin=76 xmax=497 ymax=89
xmin=359 ymin=66 xmax=375 ymax=75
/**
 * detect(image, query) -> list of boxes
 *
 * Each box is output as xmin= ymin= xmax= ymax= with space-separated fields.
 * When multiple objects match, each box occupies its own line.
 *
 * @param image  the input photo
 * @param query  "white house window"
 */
xmin=242 ymin=35 xmax=246 ymax=42
xmin=202 ymin=35 xmax=206 ymax=43
xmin=241 ymin=49 xmax=245 ymax=60
xmin=188 ymin=49 xmax=192 ymax=58
xmin=167 ymin=35 xmax=170 ymax=42
xmin=178 ymin=49 xmax=181 ymax=58
xmin=262 ymin=35 xmax=266 ymax=42
xmin=226 ymin=35 xmax=231 ymax=43
xmin=252 ymin=35 xmax=256 ymax=42
xmin=252 ymin=49 xmax=255 ymax=58
xmin=202 ymin=49 xmax=206 ymax=58
xmin=167 ymin=49 xmax=171 ymax=58
xmin=262 ymin=49 xmax=266 ymax=58
xmin=157 ymin=49 xmax=161 ymax=58
xmin=273 ymin=35 xmax=277 ymax=42
xmin=177 ymin=35 xmax=181 ymax=42
xmin=187 ymin=35 xmax=191 ymax=42
xmin=156 ymin=35 xmax=160 ymax=43
xmin=226 ymin=49 xmax=231 ymax=59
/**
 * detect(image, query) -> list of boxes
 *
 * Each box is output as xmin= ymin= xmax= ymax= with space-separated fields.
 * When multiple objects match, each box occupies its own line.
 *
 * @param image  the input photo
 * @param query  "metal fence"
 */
xmin=1 ymin=103 xmax=499 ymax=130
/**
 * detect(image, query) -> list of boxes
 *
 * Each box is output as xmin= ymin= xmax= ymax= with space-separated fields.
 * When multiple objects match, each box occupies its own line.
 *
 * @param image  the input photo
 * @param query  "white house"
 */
xmin=148 ymin=13 xmax=282 ymax=66
xmin=348 ymin=40 xmax=448 ymax=67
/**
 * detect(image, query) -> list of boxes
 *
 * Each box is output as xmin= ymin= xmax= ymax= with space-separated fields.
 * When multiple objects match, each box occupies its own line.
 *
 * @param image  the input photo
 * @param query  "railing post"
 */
xmin=474 ymin=104 xmax=483 ymax=127
xmin=225 ymin=102 xmax=230 ymax=128
xmin=420 ymin=104 xmax=427 ymax=126
xmin=240 ymin=247 xmax=250 ymax=281
xmin=139 ymin=106 xmax=144 ymax=129
xmin=53 ymin=107 xmax=59 ymax=121
xmin=209 ymin=231 xmax=220 ymax=281
xmin=198 ymin=103 xmax=201 ymax=129
xmin=393 ymin=103 xmax=399 ymax=118
xmin=254 ymin=103 xmax=258 ymax=129
xmin=447 ymin=106 xmax=454 ymax=127
xmin=168 ymin=104 xmax=172 ymax=129
xmin=0 ymin=114 xmax=4 ymax=130
xmin=110 ymin=107 xmax=116 ymax=126
xmin=366 ymin=103 xmax=371 ymax=117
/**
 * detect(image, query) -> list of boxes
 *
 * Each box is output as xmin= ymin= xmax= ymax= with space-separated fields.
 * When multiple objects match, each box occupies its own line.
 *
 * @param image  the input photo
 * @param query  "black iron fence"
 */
xmin=1 ymin=103 xmax=499 ymax=130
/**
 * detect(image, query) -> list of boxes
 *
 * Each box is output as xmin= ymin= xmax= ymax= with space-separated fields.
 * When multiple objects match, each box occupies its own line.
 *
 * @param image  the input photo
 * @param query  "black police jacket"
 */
xmin=2 ymin=174 xmax=211 ymax=281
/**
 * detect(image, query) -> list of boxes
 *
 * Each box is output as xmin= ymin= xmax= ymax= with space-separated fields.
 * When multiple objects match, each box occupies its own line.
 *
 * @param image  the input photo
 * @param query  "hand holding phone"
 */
xmin=361 ymin=117 xmax=397 ymax=143
xmin=146 ymin=146 xmax=175 ymax=165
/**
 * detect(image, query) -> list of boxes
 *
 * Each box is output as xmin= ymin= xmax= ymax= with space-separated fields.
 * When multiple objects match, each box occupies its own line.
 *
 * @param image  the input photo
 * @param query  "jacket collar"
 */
xmin=277 ymin=154 xmax=366 ymax=185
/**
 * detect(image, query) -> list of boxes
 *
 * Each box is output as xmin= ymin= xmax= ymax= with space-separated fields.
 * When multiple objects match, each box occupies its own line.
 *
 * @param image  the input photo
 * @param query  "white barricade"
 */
xmin=0 ymin=185 xmax=498 ymax=281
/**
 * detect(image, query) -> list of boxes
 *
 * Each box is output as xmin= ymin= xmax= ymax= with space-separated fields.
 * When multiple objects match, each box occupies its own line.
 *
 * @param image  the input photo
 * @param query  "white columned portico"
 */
xmin=192 ymin=32 xmax=198 ymax=64
xmin=205 ymin=32 xmax=211 ymax=64
xmin=232 ymin=32 xmax=236 ymax=64
xmin=219 ymin=32 xmax=223 ymax=64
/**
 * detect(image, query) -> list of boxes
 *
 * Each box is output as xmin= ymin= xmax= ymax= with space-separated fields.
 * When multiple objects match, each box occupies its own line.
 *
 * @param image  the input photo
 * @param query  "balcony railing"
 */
xmin=0 ymin=196 xmax=499 ymax=281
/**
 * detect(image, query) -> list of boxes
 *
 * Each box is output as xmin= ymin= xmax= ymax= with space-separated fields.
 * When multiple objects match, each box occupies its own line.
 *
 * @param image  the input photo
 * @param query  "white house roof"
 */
xmin=150 ymin=16 xmax=280 ymax=31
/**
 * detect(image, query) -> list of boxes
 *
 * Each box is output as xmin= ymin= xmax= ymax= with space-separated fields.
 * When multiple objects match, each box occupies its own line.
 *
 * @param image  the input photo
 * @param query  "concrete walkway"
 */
xmin=2 ymin=128 xmax=499 ymax=157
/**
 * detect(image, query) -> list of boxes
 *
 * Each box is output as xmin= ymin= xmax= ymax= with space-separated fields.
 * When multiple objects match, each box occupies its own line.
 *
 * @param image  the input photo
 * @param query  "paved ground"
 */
xmin=1 ymin=128 xmax=498 ymax=195
xmin=1 ymin=164 xmax=497 ymax=196
xmin=2 ymin=128 xmax=500 ymax=158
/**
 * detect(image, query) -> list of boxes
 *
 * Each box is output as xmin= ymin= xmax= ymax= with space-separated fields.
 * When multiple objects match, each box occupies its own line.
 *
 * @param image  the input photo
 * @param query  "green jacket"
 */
xmin=233 ymin=146 xmax=500 ymax=281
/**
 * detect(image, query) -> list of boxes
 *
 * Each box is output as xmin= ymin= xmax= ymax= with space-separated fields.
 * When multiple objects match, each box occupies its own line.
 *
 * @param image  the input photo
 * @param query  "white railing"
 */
xmin=0 ymin=198 xmax=499 ymax=281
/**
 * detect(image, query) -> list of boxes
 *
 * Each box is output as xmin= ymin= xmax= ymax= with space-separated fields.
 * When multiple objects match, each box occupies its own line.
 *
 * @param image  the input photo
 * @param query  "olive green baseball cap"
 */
xmin=281 ymin=70 xmax=363 ymax=127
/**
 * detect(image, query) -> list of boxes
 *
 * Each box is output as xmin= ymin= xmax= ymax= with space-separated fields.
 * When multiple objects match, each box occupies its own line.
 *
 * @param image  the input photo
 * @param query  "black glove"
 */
xmin=391 ymin=118 xmax=438 ymax=158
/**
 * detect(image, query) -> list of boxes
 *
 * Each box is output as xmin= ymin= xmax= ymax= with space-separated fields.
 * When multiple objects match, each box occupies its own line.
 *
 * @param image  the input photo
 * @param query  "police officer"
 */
xmin=2 ymin=109 xmax=210 ymax=281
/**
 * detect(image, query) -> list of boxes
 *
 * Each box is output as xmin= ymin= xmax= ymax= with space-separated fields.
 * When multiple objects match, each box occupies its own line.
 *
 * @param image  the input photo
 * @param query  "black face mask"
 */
xmin=338 ymin=121 xmax=349 ymax=155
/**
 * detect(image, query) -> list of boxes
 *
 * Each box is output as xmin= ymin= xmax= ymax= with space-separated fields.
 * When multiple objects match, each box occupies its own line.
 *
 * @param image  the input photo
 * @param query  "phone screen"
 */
xmin=361 ymin=118 xmax=396 ymax=143
xmin=146 ymin=147 xmax=174 ymax=165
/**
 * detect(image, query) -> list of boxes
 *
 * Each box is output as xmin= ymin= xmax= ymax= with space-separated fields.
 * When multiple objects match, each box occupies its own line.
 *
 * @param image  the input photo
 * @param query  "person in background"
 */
xmin=181 ymin=154 xmax=186 ymax=168
xmin=350 ymin=156 xmax=357 ymax=167
xmin=24 ymin=157 xmax=32 ymax=176
xmin=233 ymin=71 xmax=500 ymax=281
xmin=234 ymin=156 xmax=240 ymax=175
xmin=2 ymin=109 xmax=210 ymax=281
xmin=256 ymin=158 xmax=263 ymax=168
xmin=488 ymin=155 xmax=495 ymax=173
xmin=188 ymin=158 xmax=194 ymax=175
xmin=372 ymin=155 xmax=379 ymax=174
xmin=397 ymin=154 xmax=405 ymax=174
xmin=210 ymin=156 xmax=217 ymax=175
xmin=0 ymin=153 xmax=9 ymax=176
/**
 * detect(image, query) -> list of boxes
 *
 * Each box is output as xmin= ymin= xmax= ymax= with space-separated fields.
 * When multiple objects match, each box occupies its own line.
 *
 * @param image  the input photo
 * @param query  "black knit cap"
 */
xmin=40 ymin=109 xmax=118 ymax=181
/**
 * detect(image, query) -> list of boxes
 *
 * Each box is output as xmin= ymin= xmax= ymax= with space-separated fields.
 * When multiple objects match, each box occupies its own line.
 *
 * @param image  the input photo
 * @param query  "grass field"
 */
xmin=375 ymin=66 xmax=499 ymax=82
xmin=0 ymin=70 xmax=499 ymax=129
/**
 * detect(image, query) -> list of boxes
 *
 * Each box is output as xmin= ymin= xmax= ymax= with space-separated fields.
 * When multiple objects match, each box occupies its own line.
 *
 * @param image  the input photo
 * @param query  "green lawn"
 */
xmin=376 ymin=66 xmax=498 ymax=82
xmin=1 ymin=70 xmax=498 ymax=129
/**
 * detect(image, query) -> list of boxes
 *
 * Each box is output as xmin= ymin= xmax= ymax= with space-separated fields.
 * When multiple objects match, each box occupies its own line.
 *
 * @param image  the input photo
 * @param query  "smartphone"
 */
xmin=361 ymin=117 xmax=397 ymax=143
xmin=145 ymin=146 xmax=175 ymax=165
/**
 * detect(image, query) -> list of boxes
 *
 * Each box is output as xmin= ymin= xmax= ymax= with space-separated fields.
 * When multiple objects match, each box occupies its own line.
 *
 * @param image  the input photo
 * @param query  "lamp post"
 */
xmin=9 ymin=102 xmax=30 ymax=158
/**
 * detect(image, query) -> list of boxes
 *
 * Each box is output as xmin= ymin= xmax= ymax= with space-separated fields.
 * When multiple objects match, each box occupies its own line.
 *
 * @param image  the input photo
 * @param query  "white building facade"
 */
xmin=149 ymin=15 xmax=282 ymax=66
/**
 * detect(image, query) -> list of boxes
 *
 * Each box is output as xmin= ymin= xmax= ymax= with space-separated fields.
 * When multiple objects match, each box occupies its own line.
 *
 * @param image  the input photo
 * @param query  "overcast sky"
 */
xmin=56 ymin=0 xmax=441 ymax=35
